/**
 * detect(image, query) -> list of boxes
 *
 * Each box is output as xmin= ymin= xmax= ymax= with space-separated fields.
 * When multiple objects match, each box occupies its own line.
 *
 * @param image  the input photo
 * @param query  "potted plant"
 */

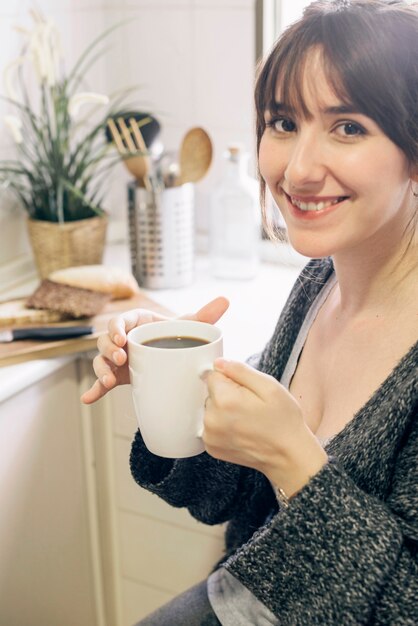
xmin=0 ymin=10 xmax=135 ymax=278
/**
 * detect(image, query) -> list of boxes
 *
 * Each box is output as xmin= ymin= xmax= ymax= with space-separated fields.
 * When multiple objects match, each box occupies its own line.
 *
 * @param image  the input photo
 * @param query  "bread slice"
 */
xmin=48 ymin=265 xmax=140 ymax=300
xmin=26 ymin=280 xmax=111 ymax=319
xmin=0 ymin=299 xmax=68 ymax=328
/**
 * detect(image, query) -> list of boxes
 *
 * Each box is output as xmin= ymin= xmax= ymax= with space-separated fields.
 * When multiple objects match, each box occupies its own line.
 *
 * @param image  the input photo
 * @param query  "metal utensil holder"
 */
xmin=128 ymin=182 xmax=195 ymax=289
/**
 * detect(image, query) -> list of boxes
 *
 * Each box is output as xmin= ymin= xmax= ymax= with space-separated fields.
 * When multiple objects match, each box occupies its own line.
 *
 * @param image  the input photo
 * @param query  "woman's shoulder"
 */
xmin=277 ymin=256 xmax=335 ymax=328
xmin=253 ymin=257 xmax=334 ymax=377
xmin=293 ymin=256 xmax=335 ymax=295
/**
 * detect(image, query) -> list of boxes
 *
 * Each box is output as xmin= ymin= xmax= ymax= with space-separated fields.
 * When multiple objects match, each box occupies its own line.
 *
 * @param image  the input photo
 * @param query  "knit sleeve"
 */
xmin=224 ymin=413 xmax=418 ymax=625
xmin=130 ymin=429 xmax=255 ymax=525
xmin=128 ymin=259 xmax=333 ymax=527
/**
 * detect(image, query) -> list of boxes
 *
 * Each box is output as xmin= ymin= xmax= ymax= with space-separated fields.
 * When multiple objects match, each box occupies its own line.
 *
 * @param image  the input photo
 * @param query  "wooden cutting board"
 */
xmin=0 ymin=292 xmax=174 ymax=368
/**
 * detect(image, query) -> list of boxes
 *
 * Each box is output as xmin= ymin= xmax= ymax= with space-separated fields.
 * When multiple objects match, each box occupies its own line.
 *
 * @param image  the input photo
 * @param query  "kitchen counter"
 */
xmin=0 ymin=244 xmax=305 ymax=401
xmin=0 ymin=292 xmax=173 ymax=368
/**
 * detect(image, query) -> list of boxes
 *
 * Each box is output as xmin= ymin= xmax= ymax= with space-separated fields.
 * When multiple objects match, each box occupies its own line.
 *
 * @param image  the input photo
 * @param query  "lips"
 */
xmin=283 ymin=191 xmax=350 ymax=219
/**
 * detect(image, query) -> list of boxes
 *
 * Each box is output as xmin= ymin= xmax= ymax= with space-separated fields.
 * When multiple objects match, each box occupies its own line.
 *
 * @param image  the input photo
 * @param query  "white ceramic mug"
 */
xmin=127 ymin=319 xmax=223 ymax=458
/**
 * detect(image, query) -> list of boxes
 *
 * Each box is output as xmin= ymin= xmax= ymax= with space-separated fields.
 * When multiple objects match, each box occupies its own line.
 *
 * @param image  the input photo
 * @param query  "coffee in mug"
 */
xmin=141 ymin=336 xmax=210 ymax=349
xmin=127 ymin=320 xmax=223 ymax=458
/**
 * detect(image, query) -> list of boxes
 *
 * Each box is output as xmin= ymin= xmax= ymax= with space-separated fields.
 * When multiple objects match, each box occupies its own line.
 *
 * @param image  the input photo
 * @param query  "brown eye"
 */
xmin=279 ymin=118 xmax=297 ymax=132
xmin=335 ymin=121 xmax=366 ymax=137
xmin=267 ymin=117 xmax=297 ymax=133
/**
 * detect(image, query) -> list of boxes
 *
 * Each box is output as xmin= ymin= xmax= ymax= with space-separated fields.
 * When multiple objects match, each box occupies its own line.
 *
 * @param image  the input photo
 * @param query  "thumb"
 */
xmin=179 ymin=296 xmax=229 ymax=325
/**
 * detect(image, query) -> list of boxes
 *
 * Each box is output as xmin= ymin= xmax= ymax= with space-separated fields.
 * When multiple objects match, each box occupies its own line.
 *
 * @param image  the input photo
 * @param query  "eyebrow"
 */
xmin=323 ymin=104 xmax=362 ymax=115
xmin=269 ymin=102 xmax=362 ymax=116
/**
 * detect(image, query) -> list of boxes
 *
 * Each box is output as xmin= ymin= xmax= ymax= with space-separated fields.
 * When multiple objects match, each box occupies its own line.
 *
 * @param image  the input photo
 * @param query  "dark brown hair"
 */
xmin=255 ymin=0 xmax=418 ymax=222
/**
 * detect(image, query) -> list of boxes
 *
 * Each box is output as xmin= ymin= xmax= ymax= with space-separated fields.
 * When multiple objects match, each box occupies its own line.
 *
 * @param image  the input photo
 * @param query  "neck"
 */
xmin=330 ymin=225 xmax=417 ymax=317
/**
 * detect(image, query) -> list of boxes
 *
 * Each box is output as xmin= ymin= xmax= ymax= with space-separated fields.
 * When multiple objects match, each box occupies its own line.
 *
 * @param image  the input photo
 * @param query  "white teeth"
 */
xmin=291 ymin=197 xmax=343 ymax=211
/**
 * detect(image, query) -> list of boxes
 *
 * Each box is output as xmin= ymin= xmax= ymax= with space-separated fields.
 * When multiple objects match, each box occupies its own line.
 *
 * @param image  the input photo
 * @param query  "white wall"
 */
xmin=281 ymin=0 xmax=311 ymax=30
xmin=104 ymin=0 xmax=256 ymax=239
xmin=0 ymin=0 xmax=257 ymax=270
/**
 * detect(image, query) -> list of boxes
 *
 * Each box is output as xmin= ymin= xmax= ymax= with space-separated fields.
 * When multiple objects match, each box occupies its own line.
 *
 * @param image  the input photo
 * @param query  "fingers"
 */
xmin=80 ymin=378 xmax=109 ymax=404
xmin=82 ymin=300 xmax=229 ymax=406
xmin=104 ymin=298 xmax=228 ymax=352
xmin=81 ymin=308 xmax=170 ymax=406
xmin=98 ymin=307 xmax=170 ymax=371
xmin=205 ymin=369 xmax=246 ymax=417
xmin=97 ymin=332 xmax=127 ymax=366
xmin=91 ymin=349 xmax=118 ymax=382
xmin=81 ymin=352 xmax=129 ymax=405
xmin=211 ymin=358 xmax=275 ymax=398
xmin=179 ymin=296 xmax=230 ymax=325
xmin=107 ymin=308 xmax=169 ymax=347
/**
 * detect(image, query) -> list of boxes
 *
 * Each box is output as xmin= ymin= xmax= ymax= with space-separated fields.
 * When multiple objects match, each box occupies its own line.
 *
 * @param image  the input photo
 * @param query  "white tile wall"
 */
xmin=194 ymin=8 xmax=255 ymax=130
xmin=0 ymin=9 xmax=32 ymax=265
xmin=101 ymin=1 xmax=257 ymax=231
xmin=108 ymin=0 xmax=194 ymax=8
xmin=102 ymin=9 xmax=195 ymax=117
xmin=195 ymin=0 xmax=255 ymax=7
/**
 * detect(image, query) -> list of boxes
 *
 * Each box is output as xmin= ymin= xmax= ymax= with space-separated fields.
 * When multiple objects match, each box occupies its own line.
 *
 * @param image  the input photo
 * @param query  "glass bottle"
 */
xmin=210 ymin=144 xmax=260 ymax=279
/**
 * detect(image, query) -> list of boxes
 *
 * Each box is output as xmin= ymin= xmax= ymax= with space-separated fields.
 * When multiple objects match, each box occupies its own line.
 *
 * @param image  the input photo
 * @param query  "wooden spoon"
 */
xmin=177 ymin=127 xmax=213 ymax=185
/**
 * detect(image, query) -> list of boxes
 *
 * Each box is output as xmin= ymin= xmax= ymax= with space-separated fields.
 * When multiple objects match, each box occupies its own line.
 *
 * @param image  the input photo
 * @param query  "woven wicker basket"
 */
xmin=27 ymin=214 xmax=108 ymax=278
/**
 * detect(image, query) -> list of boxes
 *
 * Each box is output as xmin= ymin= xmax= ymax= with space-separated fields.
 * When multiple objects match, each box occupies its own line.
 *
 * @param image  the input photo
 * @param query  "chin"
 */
xmin=286 ymin=232 xmax=336 ymax=260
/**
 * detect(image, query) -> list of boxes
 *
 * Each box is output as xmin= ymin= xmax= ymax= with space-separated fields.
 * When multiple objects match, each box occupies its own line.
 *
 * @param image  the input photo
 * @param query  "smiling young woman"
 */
xmin=82 ymin=2 xmax=418 ymax=624
xmin=257 ymin=43 xmax=416 ymax=264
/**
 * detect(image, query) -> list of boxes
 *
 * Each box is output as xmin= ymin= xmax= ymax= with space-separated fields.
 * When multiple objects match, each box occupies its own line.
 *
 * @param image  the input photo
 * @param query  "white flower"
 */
xmin=2 ymin=57 xmax=24 ymax=102
xmin=4 ymin=115 xmax=23 ymax=144
xmin=68 ymin=92 xmax=110 ymax=117
xmin=28 ymin=16 xmax=62 ymax=86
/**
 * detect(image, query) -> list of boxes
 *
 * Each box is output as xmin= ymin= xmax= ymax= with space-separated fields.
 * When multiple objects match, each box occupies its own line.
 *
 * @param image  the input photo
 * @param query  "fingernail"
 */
xmin=214 ymin=357 xmax=228 ymax=370
xmin=114 ymin=334 xmax=124 ymax=346
xmin=113 ymin=350 xmax=124 ymax=364
xmin=102 ymin=375 xmax=109 ymax=387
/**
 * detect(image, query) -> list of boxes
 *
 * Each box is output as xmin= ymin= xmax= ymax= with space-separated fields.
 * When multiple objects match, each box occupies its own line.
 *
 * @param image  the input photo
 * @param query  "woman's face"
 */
xmin=258 ymin=50 xmax=414 ymax=260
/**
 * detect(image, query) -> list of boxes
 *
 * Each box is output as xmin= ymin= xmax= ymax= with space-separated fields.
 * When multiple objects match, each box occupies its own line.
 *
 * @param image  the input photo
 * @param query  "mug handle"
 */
xmin=197 ymin=363 xmax=215 ymax=438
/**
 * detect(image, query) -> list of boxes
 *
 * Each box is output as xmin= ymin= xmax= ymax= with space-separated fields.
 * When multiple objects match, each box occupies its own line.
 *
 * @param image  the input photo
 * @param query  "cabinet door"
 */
xmin=105 ymin=384 xmax=225 ymax=624
xmin=0 ymin=361 xmax=99 ymax=626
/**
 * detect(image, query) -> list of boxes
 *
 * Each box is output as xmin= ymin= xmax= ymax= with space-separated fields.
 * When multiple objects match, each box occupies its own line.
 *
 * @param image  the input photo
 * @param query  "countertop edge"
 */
xmin=0 ymin=356 xmax=77 ymax=404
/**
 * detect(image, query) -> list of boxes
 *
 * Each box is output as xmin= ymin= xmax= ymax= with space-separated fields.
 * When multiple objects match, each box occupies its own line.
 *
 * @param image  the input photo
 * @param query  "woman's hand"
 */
xmin=203 ymin=358 xmax=328 ymax=497
xmin=80 ymin=296 xmax=229 ymax=405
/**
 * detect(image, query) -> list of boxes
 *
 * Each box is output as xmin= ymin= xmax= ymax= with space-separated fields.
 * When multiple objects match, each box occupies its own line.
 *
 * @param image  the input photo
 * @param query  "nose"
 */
xmin=283 ymin=130 xmax=327 ymax=191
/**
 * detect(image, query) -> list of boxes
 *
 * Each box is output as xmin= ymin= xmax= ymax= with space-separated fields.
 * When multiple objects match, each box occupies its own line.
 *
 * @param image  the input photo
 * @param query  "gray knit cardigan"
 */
xmin=130 ymin=257 xmax=418 ymax=625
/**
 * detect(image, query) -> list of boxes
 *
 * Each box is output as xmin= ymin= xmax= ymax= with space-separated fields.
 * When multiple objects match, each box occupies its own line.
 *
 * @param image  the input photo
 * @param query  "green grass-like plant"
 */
xmin=0 ymin=12 xmax=139 ymax=222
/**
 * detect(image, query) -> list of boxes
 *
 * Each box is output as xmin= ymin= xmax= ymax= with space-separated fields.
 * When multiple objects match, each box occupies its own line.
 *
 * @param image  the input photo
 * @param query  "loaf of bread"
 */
xmin=48 ymin=265 xmax=140 ymax=300
xmin=26 ymin=280 xmax=111 ymax=318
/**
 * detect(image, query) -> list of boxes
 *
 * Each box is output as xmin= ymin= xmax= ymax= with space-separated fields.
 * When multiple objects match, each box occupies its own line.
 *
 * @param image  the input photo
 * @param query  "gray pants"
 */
xmin=134 ymin=580 xmax=222 ymax=625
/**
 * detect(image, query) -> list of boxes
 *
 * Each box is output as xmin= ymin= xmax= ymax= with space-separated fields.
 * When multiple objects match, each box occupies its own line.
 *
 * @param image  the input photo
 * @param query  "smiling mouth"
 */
xmin=286 ymin=193 xmax=350 ymax=212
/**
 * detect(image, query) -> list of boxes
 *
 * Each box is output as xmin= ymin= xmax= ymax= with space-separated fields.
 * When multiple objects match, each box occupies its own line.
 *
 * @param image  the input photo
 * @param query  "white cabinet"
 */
xmin=85 ymin=371 xmax=225 ymax=625
xmin=0 ymin=360 xmax=102 ymax=626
